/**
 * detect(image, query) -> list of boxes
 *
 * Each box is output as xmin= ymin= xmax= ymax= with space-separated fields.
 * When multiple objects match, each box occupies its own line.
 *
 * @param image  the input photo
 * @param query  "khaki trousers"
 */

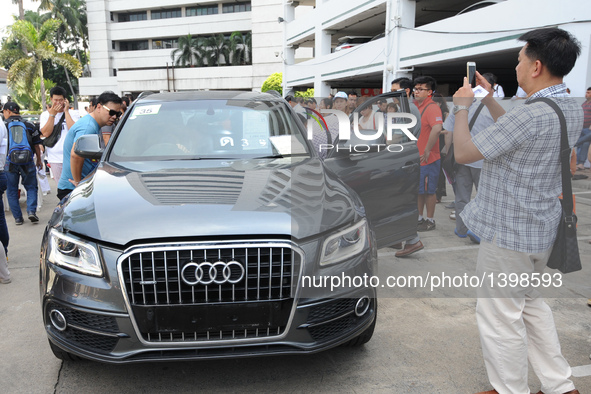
xmin=475 ymin=238 xmax=575 ymax=394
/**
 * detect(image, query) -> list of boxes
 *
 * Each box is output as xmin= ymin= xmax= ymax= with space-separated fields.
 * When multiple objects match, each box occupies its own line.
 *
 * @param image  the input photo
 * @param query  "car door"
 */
xmin=323 ymin=91 xmax=420 ymax=249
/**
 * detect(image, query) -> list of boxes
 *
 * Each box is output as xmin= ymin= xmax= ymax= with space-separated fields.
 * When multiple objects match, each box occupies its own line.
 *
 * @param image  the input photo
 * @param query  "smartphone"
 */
xmin=467 ymin=62 xmax=476 ymax=87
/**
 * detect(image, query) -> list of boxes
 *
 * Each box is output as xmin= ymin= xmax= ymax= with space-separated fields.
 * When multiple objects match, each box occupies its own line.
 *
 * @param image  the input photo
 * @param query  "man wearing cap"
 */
xmin=333 ymin=91 xmax=349 ymax=113
xmin=2 ymin=102 xmax=43 ymax=225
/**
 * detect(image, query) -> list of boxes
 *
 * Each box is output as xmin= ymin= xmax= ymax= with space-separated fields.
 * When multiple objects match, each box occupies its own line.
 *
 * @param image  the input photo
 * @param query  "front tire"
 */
xmin=48 ymin=340 xmax=83 ymax=362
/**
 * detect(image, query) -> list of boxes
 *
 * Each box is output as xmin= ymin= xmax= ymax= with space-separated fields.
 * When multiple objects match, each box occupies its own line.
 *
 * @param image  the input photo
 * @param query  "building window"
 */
xmin=222 ymin=2 xmax=251 ymax=13
xmin=186 ymin=5 xmax=219 ymax=16
xmin=151 ymin=8 xmax=182 ymax=20
xmin=152 ymin=39 xmax=178 ymax=50
xmin=119 ymin=41 xmax=149 ymax=51
xmin=118 ymin=11 xmax=147 ymax=22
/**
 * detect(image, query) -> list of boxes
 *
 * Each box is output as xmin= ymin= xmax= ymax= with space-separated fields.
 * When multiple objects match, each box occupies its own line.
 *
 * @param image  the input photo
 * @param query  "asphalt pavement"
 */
xmin=0 ymin=174 xmax=589 ymax=394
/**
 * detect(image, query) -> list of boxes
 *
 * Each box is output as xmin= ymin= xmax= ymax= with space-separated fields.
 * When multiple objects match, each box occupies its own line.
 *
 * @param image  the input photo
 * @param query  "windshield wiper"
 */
xmin=253 ymin=154 xmax=285 ymax=159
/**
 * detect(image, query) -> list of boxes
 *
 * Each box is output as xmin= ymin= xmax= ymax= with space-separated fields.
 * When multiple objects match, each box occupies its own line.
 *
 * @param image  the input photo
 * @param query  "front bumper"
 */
xmin=43 ymin=294 xmax=376 ymax=363
xmin=41 ymin=239 xmax=378 ymax=363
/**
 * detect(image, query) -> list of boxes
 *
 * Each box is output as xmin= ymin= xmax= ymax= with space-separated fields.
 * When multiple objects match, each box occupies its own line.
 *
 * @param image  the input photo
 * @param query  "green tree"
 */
xmin=228 ymin=32 xmax=252 ymax=65
xmin=2 ymin=19 xmax=81 ymax=110
xmin=12 ymin=77 xmax=56 ymax=111
xmin=295 ymin=88 xmax=315 ymax=98
xmin=171 ymin=34 xmax=204 ymax=67
xmin=38 ymin=0 xmax=87 ymax=107
xmin=205 ymin=34 xmax=230 ymax=67
xmin=261 ymin=72 xmax=282 ymax=95
xmin=11 ymin=0 xmax=25 ymax=20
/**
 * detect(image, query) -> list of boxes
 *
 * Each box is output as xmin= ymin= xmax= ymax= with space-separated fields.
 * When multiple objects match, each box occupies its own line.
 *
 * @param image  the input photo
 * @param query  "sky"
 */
xmin=0 ymin=0 xmax=39 ymax=39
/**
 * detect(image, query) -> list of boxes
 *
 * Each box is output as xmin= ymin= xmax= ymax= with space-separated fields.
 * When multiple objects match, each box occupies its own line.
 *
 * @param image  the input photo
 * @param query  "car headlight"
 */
xmin=320 ymin=219 xmax=368 ymax=266
xmin=47 ymin=229 xmax=103 ymax=277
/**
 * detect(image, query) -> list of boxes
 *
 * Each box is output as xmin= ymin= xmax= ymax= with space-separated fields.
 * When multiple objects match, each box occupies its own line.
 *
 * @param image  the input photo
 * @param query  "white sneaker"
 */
xmin=0 ymin=277 xmax=11 ymax=284
xmin=449 ymin=212 xmax=456 ymax=220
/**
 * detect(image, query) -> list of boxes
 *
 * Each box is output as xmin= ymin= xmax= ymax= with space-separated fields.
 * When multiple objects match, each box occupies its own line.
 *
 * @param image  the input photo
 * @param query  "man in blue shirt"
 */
xmin=57 ymin=91 xmax=122 ymax=200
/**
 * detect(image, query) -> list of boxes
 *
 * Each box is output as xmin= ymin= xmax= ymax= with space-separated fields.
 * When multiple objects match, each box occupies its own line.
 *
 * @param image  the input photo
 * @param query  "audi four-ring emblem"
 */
xmin=180 ymin=261 xmax=245 ymax=286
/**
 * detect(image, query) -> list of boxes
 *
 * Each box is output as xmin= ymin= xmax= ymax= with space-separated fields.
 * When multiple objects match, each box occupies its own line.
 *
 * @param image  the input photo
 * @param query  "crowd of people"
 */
xmin=0 ymin=89 xmax=128 ymax=284
xmin=0 ymin=26 xmax=588 ymax=394
xmin=288 ymin=27 xmax=588 ymax=394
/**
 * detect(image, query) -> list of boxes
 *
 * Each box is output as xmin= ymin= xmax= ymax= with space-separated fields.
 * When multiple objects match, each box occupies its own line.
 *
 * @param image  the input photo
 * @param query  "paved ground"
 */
xmin=0 ymin=174 xmax=589 ymax=394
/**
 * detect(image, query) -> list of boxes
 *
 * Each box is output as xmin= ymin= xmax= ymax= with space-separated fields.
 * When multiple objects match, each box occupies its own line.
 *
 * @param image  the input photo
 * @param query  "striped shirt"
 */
xmin=461 ymin=84 xmax=583 ymax=253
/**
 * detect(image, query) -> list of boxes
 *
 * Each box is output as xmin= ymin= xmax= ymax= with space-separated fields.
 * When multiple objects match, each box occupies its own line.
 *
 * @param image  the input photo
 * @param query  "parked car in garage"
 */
xmin=40 ymin=90 xmax=419 ymax=363
xmin=334 ymin=36 xmax=373 ymax=52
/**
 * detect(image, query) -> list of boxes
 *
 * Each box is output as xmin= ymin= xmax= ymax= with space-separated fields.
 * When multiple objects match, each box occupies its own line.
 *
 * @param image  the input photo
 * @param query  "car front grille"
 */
xmin=119 ymin=242 xmax=301 ymax=343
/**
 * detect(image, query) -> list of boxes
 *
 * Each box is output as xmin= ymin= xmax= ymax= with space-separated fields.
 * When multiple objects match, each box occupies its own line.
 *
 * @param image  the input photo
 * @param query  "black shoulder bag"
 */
xmin=442 ymin=102 xmax=484 ymax=183
xmin=528 ymin=97 xmax=581 ymax=274
xmin=43 ymin=113 xmax=66 ymax=148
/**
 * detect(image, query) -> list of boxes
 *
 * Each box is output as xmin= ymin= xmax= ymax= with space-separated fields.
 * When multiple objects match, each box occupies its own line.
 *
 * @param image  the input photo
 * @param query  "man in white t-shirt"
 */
xmin=39 ymin=86 xmax=80 ymax=183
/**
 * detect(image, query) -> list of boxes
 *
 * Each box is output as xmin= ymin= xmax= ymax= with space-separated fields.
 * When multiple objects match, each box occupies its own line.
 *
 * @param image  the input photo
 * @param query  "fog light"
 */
xmin=354 ymin=296 xmax=370 ymax=317
xmin=50 ymin=309 xmax=67 ymax=331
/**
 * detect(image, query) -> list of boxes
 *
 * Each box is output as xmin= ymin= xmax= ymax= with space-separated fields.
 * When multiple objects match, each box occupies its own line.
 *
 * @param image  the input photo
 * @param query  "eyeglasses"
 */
xmin=413 ymin=88 xmax=430 ymax=92
xmin=103 ymin=105 xmax=122 ymax=119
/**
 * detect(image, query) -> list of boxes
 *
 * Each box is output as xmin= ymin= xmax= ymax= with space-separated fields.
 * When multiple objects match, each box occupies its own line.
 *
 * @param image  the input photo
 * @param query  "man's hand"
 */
xmin=63 ymin=99 xmax=70 ymax=111
xmin=475 ymin=71 xmax=494 ymax=97
xmin=453 ymin=77 xmax=475 ymax=107
xmin=68 ymin=179 xmax=80 ymax=187
xmin=420 ymin=150 xmax=430 ymax=164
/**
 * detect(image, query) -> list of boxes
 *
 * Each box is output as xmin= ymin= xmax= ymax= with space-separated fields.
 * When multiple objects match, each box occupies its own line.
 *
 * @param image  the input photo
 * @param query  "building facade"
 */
xmin=283 ymin=0 xmax=591 ymax=98
xmin=80 ymin=0 xmax=284 ymax=96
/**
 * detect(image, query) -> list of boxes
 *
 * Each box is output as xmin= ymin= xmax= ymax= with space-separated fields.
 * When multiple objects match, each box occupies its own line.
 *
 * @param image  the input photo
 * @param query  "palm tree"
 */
xmin=11 ymin=0 xmax=25 ymax=20
xmin=3 ymin=19 xmax=81 ymax=110
xmin=171 ymin=34 xmax=201 ymax=67
xmin=205 ymin=34 xmax=230 ymax=67
xmin=228 ymin=32 xmax=244 ymax=66
xmin=38 ymin=0 xmax=86 ymax=107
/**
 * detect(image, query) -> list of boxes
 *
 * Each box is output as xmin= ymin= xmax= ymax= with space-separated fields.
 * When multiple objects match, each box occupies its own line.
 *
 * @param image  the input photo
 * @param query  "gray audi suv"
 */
xmin=40 ymin=91 xmax=419 ymax=363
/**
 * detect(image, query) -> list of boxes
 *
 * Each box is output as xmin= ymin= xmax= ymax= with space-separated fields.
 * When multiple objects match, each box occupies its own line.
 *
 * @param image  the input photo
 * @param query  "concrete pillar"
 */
xmin=314 ymin=80 xmax=331 ymax=98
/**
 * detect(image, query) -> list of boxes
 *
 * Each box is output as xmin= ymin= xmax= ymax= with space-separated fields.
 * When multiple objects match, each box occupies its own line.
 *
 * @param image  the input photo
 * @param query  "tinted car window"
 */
xmin=109 ymin=99 xmax=310 ymax=161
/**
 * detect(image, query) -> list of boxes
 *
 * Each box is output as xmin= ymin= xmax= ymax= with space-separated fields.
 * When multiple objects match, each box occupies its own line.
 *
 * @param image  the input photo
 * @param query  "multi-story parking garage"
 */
xmin=283 ymin=0 xmax=591 ymax=97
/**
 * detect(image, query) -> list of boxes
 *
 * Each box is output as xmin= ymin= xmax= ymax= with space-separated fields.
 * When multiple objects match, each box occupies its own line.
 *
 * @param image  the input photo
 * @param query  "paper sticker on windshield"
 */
xmin=130 ymin=105 xmax=161 ymax=119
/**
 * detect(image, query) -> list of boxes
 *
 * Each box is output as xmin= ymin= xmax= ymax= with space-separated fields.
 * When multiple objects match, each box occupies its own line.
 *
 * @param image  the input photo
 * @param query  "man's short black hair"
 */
xmin=122 ymin=96 xmax=131 ymax=106
xmin=97 ymin=91 xmax=122 ymax=106
xmin=413 ymin=76 xmax=437 ymax=92
xmin=391 ymin=77 xmax=413 ymax=91
xmin=587 ymin=87 xmax=591 ymax=91
xmin=348 ymin=91 xmax=358 ymax=97
xmin=49 ymin=86 xmax=68 ymax=98
xmin=519 ymin=28 xmax=581 ymax=78
xmin=481 ymin=73 xmax=497 ymax=86
xmin=285 ymin=95 xmax=295 ymax=102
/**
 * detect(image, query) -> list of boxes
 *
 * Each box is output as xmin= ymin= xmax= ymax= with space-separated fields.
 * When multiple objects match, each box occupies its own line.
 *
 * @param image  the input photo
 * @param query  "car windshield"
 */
xmin=108 ymin=99 xmax=311 ymax=161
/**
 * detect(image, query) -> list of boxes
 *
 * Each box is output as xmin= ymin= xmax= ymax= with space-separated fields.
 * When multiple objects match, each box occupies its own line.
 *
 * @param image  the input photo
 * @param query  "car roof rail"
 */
xmin=135 ymin=91 xmax=156 ymax=101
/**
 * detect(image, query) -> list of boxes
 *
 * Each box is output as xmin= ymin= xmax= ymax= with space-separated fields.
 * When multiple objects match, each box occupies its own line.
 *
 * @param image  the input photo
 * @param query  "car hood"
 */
xmin=59 ymin=158 xmax=364 ymax=246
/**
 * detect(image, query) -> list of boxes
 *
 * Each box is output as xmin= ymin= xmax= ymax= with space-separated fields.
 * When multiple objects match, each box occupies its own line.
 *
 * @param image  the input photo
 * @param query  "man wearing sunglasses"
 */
xmin=57 ymin=91 xmax=122 ymax=200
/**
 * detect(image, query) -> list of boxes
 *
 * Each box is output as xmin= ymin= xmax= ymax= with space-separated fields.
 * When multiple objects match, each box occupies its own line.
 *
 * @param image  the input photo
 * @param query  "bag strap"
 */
xmin=420 ymin=102 xmax=435 ymax=118
xmin=527 ymin=97 xmax=574 ymax=216
xmin=56 ymin=112 xmax=66 ymax=129
xmin=468 ymin=103 xmax=485 ymax=131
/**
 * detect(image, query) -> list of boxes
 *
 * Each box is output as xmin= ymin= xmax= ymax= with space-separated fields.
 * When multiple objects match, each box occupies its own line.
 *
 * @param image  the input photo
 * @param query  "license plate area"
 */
xmin=133 ymin=300 xmax=293 ymax=334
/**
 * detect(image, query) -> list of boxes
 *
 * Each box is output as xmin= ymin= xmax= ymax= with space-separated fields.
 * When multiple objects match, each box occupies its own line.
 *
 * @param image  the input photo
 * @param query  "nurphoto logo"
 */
xmin=304 ymin=108 xmax=418 ymax=153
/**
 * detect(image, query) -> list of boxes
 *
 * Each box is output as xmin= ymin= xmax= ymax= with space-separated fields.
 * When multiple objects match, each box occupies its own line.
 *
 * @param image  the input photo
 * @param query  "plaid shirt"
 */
xmin=461 ymin=84 xmax=583 ymax=253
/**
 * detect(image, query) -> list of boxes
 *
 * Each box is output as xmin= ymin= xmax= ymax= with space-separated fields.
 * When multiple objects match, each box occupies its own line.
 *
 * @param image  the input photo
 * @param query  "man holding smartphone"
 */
xmin=40 ymin=86 xmax=80 ymax=185
xmin=453 ymin=28 xmax=582 ymax=394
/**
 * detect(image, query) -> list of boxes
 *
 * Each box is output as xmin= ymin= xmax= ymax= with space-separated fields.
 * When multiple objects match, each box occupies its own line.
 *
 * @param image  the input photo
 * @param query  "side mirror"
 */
xmin=74 ymin=134 xmax=103 ymax=160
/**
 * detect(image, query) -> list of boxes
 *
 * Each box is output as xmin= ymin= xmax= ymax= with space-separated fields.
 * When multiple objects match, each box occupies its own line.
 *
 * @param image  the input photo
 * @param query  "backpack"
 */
xmin=6 ymin=119 xmax=34 ymax=165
